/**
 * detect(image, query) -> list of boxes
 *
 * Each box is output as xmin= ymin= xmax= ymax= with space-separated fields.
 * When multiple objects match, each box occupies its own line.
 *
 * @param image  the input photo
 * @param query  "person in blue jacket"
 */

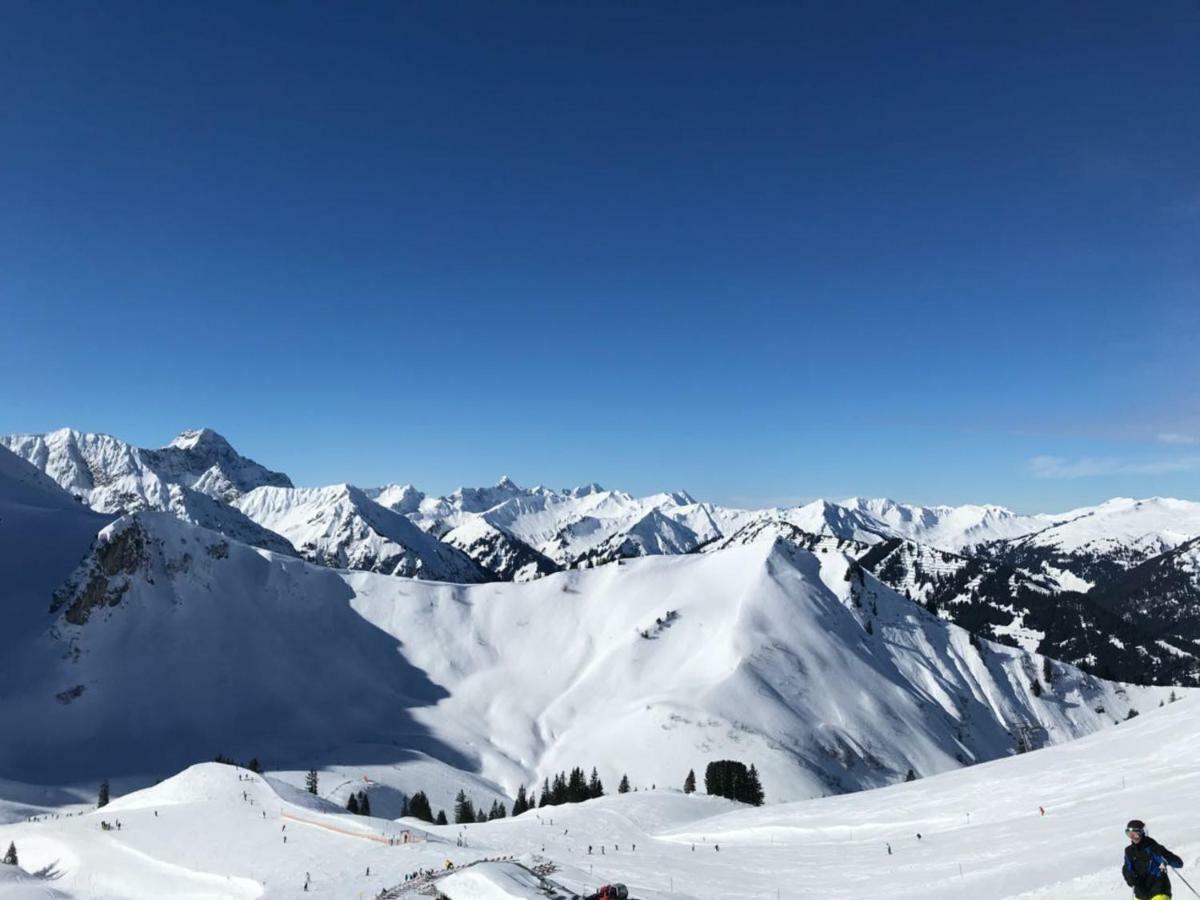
xmin=1123 ymin=819 xmax=1183 ymax=899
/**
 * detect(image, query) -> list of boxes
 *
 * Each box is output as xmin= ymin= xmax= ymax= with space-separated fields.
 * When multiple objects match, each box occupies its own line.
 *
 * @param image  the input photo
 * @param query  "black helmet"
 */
xmin=1126 ymin=819 xmax=1146 ymax=832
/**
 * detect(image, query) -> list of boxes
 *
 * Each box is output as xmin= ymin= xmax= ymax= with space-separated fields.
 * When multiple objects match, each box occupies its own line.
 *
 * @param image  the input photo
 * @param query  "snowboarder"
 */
xmin=1123 ymin=819 xmax=1183 ymax=900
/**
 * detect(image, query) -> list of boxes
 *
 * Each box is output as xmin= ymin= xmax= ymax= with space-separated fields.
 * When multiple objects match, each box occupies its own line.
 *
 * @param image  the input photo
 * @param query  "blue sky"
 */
xmin=1 ymin=1 xmax=1197 ymax=512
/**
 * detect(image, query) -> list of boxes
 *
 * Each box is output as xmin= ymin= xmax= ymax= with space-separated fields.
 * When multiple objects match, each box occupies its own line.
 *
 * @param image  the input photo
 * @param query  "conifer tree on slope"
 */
xmin=454 ymin=789 xmax=476 ymax=824
xmin=407 ymin=791 xmax=433 ymax=823
xmin=97 ymin=780 xmax=110 ymax=808
xmin=305 ymin=770 xmax=319 ymax=795
xmin=512 ymin=784 xmax=528 ymax=817
xmin=588 ymin=767 xmax=604 ymax=798
xmin=618 ymin=774 xmax=631 ymax=794
xmin=2 ymin=842 xmax=16 ymax=866
xmin=683 ymin=769 xmax=696 ymax=794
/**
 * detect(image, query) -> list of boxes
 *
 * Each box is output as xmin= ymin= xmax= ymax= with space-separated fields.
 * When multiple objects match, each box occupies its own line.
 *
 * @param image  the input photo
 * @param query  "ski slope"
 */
xmin=2 ymin=697 xmax=1198 ymax=899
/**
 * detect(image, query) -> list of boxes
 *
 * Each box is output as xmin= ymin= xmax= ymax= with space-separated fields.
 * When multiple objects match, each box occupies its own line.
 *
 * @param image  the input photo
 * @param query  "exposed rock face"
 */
xmin=52 ymin=518 xmax=149 ymax=625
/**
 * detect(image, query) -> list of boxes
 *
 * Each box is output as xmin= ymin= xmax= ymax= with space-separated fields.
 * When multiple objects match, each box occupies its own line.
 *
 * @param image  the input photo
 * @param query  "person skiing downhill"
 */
xmin=1123 ymin=819 xmax=1183 ymax=899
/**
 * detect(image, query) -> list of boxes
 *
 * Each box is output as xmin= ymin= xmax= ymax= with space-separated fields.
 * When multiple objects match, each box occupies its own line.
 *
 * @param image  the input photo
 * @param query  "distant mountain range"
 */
xmin=0 ymin=441 xmax=1169 ymax=801
xmin=5 ymin=426 xmax=1200 ymax=690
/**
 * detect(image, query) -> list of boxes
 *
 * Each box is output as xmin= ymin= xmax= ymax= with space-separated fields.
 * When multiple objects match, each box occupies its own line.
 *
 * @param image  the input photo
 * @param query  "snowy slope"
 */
xmin=3 ymin=697 xmax=1200 ymax=899
xmin=232 ymin=484 xmax=489 ymax=581
xmin=0 ymin=486 xmax=1166 ymax=804
xmin=0 ymin=446 xmax=112 ymax=662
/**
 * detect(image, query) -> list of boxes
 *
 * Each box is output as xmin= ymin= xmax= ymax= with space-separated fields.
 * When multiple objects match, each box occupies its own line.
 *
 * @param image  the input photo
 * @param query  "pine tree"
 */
xmin=435 ymin=810 xmax=448 ymax=825
xmin=358 ymin=791 xmax=371 ymax=816
xmin=904 ymin=768 xmax=917 ymax=782
xmin=618 ymin=774 xmax=630 ymax=794
xmin=704 ymin=760 xmax=758 ymax=803
xmin=476 ymin=808 xmax=488 ymax=823
xmin=454 ymin=789 xmax=476 ymax=824
xmin=346 ymin=793 xmax=360 ymax=814
xmin=494 ymin=800 xmax=506 ymax=819
xmin=588 ymin=767 xmax=604 ymax=799
xmin=305 ymin=770 xmax=319 ymax=795
xmin=97 ymin=780 xmax=110 ymax=808
xmin=864 ymin=619 xmax=874 ymax=635
xmin=745 ymin=765 xmax=764 ymax=806
xmin=400 ymin=795 xmax=409 ymax=818
xmin=2 ymin=842 xmax=16 ymax=866
xmin=551 ymin=772 xmax=568 ymax=805
xmin=1042 ymin=656 xmax=1054 ymax=684
xmin=567 ymin=767 xmax=588 ymax=803
xmin=512 ymin=785 xmax=528 ymax=817
xmin=538 ymin=778 xmax=551 ymax=807
xmin=1031 ymin=679 xmax=1043 ymax=697
xmin=407 ymin=791 xmax=433 ymax=823
xmin=683 ymin=769 xmax=696 ymax=794
xmin=246 ymin=758 xmax=262 ymax=774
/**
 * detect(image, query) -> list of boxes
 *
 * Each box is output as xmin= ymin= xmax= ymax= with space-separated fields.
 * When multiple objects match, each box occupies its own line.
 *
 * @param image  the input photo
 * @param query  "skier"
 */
xmin=887 ymin=843 xmax=892 ymax=856
xmin=1123 ymin=819 xmax=1183 ymax=900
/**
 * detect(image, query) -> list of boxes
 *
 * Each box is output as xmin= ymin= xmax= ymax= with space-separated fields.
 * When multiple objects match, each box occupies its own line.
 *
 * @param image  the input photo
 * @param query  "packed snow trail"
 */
xmin=4 ymin=695 xmax=1200 ymax=897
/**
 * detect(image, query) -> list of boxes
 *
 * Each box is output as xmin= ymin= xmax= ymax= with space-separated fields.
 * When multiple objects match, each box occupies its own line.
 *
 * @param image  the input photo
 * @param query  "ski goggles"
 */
xmin=1126 ymin=828 xmax=1145 ymax=836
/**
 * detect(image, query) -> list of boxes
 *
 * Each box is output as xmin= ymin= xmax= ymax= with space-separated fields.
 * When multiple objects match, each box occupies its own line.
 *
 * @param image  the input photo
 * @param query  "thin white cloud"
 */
xmin=1158 ymin=432 xmax=1199 ymax=446
xmin=1029 ymin=455 xmax=1200 ymax=479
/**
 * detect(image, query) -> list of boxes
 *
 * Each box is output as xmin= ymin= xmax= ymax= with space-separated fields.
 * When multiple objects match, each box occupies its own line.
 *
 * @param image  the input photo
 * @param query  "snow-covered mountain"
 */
xmin=392 ymin=477 xmax=726 ymax=569
xmin=139 ymin=427 xmax=293 ymax=502
xmin=439 ymin=517 xmax=560 ymax=582
xmin=0 ymin=455 xmax=1166 ymax=801
xmin=0 ymin=428 xmax=296 ymax=555
xmin=983 ymin=497 xmax=1200 ymax=589
xmin=855 ymin=536 xmax=1200 ymax=685
xmin=232 ymin=484 xmax=489 ymax=582
xmin=837 ymin=497 xmax=1054 ymax=550
xmin=0 ymin=446 xmax=113 ymax=652
xmin=0 ymin=427 xmax=291 ymax=508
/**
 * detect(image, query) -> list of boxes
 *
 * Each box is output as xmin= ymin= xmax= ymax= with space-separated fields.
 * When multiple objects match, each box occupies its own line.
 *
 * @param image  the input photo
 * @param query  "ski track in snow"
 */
xmin=3 ymin=697 xmax=1200 ymax=899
